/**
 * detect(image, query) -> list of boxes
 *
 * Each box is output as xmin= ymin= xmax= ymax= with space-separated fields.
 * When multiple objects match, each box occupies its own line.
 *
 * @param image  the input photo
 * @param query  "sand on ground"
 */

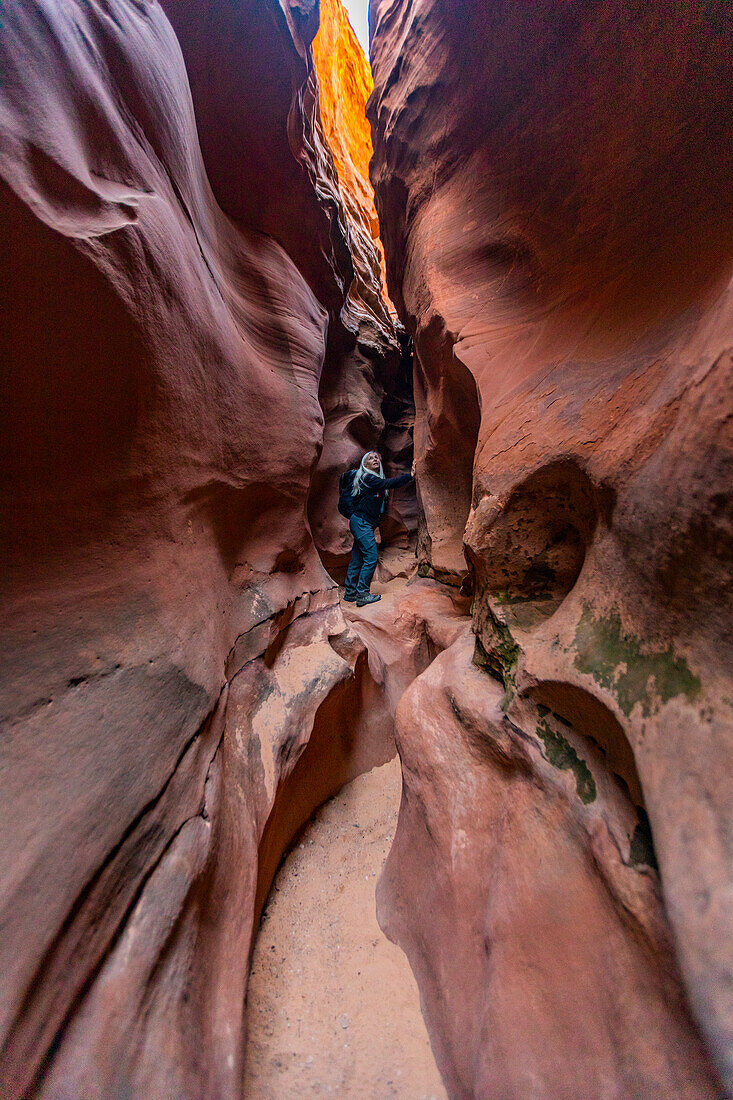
xmin=244 ymin=757 xmax=447 ymax=1099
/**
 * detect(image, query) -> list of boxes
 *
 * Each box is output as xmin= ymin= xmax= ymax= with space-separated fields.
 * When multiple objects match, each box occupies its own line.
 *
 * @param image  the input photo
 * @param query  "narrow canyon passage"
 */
xmin=244 ymin=756 xmax=447 ymax=1099
xmin=1 ymin=0 xmax=730 ymax=1098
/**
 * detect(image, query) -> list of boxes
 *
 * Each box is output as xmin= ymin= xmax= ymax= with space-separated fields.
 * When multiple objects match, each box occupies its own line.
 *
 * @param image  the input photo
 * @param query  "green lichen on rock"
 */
xmin=473 ymin=613 xmax=520 ymax=711
xmin=473 ymin=634 xmax=501 ymax=681
xmin=572 ymin=605 xmax=701 ymax=717
xmin=536 ymin=708 xmax=596 ymax=804
xmin=417 ymin=561 xmax=431 ymax=577
xmin=493 ymin=617 xmax=520 ymax=675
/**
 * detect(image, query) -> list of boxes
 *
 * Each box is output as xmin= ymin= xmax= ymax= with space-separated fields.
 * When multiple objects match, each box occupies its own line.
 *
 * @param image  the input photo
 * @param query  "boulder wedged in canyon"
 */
xmin=0 ymin=0 xmax=407 ymax=1096
xmin=369 ymin=0 xmax=732 ymax=1094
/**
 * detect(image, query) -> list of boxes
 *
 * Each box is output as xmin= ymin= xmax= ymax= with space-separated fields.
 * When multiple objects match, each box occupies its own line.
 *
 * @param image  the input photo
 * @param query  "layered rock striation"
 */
xmin=310 ymin=0 xmax=415 ymax=577
xmin=0 ymin=1 xmax=407 ymax=1096
xmin=369 ymin=1 xmax=732 ymax=1096
xmin=3 ymin=0 xmax=730 ymax=1097
xmin=314 ymin=0 xmax=384 ymax=266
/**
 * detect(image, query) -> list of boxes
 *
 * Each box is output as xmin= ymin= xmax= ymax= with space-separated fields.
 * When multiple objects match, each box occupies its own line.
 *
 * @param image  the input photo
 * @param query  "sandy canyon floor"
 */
xmin=244 ymin=757 xmax=447 ymax=1099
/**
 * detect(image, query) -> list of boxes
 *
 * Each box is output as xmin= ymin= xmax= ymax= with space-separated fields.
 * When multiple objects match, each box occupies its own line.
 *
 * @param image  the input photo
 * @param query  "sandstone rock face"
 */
xmin=0 ymin=1 xmax=404 ymax=1096
xmin=4 ymin=0 xmax=729 ymax=1096
xmin=314 ymin=0 xmax=384 ymax=272
xmin=309 ymin=0 xmax=415 ymax=577
xmin=369 ymin=1 xmax=732 ymax=1095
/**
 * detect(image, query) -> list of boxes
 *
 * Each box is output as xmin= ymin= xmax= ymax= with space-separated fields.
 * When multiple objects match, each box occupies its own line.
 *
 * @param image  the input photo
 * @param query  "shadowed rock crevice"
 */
xmin=307 ymin=323 xmax=417 ymax=584
xmin=528 ymin=680 xmax=645 ymax=811
xmin=468 ymin=460 xmax=615 ymax=631
xmin=413 ymin=322 xmax=481 ymax=585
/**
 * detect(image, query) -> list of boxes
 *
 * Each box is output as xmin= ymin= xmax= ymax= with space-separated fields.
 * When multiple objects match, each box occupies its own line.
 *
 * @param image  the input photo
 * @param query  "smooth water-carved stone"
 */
xmin=369 ymin=0 xmax=732 ymax=1092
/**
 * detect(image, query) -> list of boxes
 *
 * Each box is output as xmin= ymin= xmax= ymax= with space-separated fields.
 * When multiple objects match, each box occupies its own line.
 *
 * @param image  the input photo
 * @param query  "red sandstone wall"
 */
xmin=3 ymin=0 xmax=729 ymax=1096
xmin=309 ymin=0 xmax=415 ymax=576
xmin=0 ymin=2 xmax=401 ymax=1096
xmin=314 ymin=0 xmax=384 ymax=268
xmin=369 ymin=1 xmax=732 ymax=1095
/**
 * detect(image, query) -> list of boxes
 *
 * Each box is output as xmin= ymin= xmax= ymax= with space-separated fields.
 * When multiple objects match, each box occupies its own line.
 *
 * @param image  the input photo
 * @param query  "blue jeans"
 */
xmin=344 ymin=515 xmax=378 ymax=598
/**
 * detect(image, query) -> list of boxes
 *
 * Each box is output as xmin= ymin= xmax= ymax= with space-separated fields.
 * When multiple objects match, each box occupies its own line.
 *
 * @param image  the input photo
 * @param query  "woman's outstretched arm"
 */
xmin=360 ymin=471 xmax=413 ymax=492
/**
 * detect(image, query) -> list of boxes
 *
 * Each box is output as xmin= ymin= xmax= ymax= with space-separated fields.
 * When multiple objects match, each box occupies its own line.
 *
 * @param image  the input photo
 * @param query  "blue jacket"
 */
xmin=352 ymin=471 xmax=413 ymax=528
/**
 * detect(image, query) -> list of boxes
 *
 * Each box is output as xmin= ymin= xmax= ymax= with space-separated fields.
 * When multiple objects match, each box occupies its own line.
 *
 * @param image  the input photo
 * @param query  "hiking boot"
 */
xmin=356 ymin=593 xmax=381 ymax=607
xmin=342 ymin=592 xmax=357 ymax=603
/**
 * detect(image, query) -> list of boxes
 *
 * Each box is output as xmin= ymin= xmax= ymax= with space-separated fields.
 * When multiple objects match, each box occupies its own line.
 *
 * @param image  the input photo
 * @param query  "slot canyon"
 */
xmin=0 ymin=0 xmax=731 ymax=1097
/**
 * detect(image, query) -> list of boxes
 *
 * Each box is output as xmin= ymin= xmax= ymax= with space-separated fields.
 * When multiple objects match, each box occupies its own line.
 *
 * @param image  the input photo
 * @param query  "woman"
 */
xmin=343 ymin=451 xmax=414 ymax=607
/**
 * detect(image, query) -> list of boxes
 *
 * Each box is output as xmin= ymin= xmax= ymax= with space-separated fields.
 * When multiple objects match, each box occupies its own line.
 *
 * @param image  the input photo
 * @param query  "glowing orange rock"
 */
xmin=314 ymin=0 xmax=386 ymax=278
